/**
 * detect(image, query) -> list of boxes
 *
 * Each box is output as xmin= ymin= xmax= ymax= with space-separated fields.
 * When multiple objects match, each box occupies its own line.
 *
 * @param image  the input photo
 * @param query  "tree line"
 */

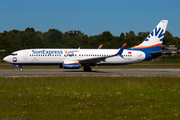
xmin=0 ymin=27 xmax=180 ymax=58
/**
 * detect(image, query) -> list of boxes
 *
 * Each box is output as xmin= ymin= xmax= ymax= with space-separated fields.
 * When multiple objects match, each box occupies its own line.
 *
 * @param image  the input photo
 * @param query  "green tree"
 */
xmin=102 ymin=31 xmax=113 ymax=42
xmin=163 ymin=31 xmax=178 ymax=47
xmin=45 ymin=29 xmax=62 ymax=48
xmin=25 ymin=27 xmax=35 ymax=32
xmin=138 ymin=31 xmax=150 ymax=41
xmin=174 ymin=37 xmax=180 ymax=48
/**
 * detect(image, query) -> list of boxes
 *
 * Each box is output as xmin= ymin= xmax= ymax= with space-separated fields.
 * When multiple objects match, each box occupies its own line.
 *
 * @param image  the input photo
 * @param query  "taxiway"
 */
xmin=0 ymin=69 xmax=180 ymax=76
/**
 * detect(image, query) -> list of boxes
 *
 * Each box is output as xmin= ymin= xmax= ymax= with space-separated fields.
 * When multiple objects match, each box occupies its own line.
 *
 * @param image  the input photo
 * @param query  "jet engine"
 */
xmin=63 ymin=61 xmax=80 ymax=69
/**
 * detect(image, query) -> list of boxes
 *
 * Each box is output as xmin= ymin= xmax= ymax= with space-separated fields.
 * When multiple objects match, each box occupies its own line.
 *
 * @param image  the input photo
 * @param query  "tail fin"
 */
xmin=130 ymin=20 xmax=168 ymax=51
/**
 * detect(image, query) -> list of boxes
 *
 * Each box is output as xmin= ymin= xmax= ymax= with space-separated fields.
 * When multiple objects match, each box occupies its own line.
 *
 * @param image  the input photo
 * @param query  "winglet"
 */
xmin=116 ymin=43 xmax=127 ymax=58
xmin=98 ymin=44 xmax=103 ymax=49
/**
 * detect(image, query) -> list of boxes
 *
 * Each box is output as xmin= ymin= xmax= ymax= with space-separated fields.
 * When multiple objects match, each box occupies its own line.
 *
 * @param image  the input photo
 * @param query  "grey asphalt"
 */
xmin=0 ymin=69 xmax=180 ymax=76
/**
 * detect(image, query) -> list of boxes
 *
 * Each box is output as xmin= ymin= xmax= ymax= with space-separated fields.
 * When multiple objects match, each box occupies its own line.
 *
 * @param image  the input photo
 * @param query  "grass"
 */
xmin=0 ymin=75 xmax=180 ymax=119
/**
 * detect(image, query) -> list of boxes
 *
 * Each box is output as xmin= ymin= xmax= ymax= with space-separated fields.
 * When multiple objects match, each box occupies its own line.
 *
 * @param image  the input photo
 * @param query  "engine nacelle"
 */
xmin=63 ymin=61 xmax=80 ymax=69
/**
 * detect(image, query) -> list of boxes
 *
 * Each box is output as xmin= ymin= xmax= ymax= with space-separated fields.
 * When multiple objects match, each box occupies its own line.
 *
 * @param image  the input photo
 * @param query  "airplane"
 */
xmin=3 ymin=20 xmax=168 ymax=72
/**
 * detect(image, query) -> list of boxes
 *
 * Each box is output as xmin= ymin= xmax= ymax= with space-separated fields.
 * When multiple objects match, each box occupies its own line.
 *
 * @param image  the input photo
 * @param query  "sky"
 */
xmin=0 ymin=0 xmax=180 ymax=37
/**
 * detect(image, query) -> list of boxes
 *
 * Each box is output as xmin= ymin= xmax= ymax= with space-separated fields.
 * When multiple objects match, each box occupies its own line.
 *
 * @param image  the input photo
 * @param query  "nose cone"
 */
xmin=3 ymin=56 xmax=10 ymax=63
xmin=3 ymin=56 xmax=7 ymax=62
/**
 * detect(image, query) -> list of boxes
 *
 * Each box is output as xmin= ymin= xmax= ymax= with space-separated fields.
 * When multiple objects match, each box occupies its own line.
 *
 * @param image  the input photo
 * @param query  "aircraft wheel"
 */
xmin=87 ymin=67 xmax=91 ymax=71
xmin=83 ymin=67 xmax=86 ymax=71
xmin=83 ymin=66 xmax=92 ymax=72
xmin=19 ymin=68 xmax=23 ymax=72
xmin=83 ymin=67 xmax=87 ymax=71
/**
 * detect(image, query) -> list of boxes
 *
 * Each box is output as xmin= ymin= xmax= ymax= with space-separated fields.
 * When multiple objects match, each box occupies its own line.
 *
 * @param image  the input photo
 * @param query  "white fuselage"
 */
xmin=3 ymin=48 xmax=146 ymax=66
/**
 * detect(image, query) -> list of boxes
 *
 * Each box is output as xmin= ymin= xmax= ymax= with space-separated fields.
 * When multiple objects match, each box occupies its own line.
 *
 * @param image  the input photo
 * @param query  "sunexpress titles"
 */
xmin=32 ymin=50 xmax=63 ymax=55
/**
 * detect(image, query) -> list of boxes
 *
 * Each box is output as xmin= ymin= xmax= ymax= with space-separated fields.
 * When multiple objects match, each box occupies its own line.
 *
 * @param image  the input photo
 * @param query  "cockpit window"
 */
xmin=11 ymin=53 xmax=18 ymax=56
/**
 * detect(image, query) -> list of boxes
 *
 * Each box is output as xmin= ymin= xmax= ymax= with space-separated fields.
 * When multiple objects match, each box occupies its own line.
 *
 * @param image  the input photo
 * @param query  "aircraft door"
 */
xmin=23 ymin=52 xmax=28 ymax=60
xmin=137 ymin=52 xmax=142 ymax=60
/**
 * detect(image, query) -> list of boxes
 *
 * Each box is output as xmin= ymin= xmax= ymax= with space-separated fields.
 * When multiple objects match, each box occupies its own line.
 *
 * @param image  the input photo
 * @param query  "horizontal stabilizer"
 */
xmin=150 ymin=50 xmax=165 ymax=55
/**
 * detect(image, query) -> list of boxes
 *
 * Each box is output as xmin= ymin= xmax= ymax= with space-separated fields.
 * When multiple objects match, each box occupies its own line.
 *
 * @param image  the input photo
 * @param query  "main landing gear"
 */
xmin=83 ymin=66 xmax=92 ymax=72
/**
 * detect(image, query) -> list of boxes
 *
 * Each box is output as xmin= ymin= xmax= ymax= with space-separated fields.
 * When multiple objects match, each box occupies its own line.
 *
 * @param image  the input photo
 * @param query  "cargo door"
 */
xmin=137 ymin=52 xmax=141 ymax=60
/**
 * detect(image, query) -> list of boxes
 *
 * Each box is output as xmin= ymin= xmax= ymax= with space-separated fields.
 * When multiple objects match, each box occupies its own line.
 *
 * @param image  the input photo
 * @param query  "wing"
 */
xmin=79 ymin=43 xmax=127 ymax=66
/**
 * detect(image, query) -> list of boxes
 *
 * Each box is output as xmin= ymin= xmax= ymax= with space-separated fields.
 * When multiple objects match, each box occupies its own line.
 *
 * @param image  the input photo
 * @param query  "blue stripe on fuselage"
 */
xmin=12 ymin=63 xmax=63 ymax=66
xmin=127 ymin=46 xmax=162 ymax=61
xmin=127 ymin=46 xmax=161 ymax=52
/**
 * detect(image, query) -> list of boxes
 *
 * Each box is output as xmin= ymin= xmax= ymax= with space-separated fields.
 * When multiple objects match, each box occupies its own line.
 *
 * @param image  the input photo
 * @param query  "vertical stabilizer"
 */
xmin=130 ymin=20 xmax=168 ymax=51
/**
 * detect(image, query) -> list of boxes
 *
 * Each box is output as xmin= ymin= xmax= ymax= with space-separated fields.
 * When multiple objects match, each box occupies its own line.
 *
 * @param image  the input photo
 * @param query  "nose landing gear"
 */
xmin=19 ymin=68 xmax=23 ymax=72
xmin=14 ymin=64 xmax=23 ymax=72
